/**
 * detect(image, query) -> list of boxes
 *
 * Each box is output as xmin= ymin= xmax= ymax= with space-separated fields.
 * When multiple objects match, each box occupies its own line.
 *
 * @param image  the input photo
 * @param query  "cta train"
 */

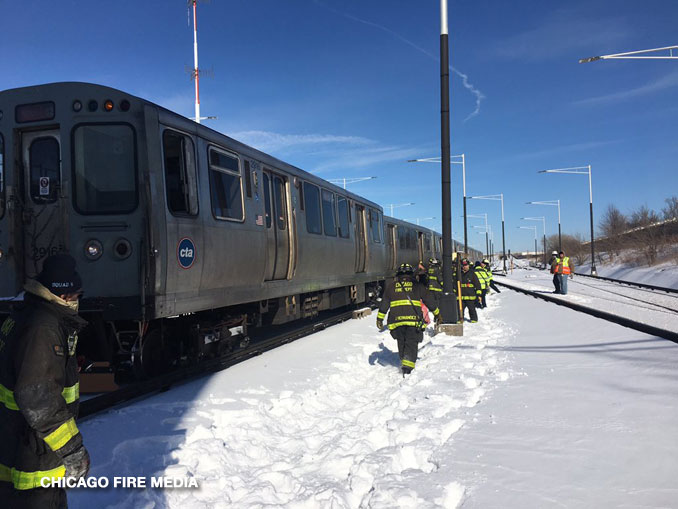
xmin=0 ymin=82 xmax=478 ymax=378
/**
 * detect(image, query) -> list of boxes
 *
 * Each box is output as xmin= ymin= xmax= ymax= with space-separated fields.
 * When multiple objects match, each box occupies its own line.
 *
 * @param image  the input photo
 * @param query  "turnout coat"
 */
xmin=0 ymin=280 xmax=87 ymax=490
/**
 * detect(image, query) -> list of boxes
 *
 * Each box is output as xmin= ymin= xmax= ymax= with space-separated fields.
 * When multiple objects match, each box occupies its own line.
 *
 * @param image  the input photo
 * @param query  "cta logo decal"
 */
xmin=177 ymin=238 xmax=196 ymax=269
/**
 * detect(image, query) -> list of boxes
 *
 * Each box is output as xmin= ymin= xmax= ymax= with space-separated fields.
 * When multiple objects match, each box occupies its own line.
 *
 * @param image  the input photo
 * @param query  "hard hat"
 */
xmin=552 ymin=251 xmax=558 ymax=255
xmin=397 ymin=263 xmax=414 ymax=276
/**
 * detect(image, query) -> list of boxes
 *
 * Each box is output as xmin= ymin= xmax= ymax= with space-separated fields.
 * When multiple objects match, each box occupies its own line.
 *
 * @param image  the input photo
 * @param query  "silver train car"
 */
xmin=0 ymin=82 xmax=477 ymax=377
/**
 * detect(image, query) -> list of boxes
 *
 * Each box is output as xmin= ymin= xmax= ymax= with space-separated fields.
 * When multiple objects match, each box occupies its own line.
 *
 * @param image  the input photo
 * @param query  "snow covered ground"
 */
xmin=499 ymin=267 xmax=678 ymax=333
xmin=579 ymin=259 xmax=678 ymax=290
xmin=70 ymin=286 xmax=678 ymax=508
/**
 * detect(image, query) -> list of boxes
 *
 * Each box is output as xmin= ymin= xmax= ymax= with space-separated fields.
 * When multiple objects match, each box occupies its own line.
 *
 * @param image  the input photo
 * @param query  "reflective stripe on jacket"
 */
xmin=0 ymin=281 xmax=87 ymax=490
xmin=378 ymin=275 xmax=440 ymax=330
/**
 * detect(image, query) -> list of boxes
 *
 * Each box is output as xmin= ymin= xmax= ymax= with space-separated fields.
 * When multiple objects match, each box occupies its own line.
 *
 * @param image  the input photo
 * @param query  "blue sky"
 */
xmin=2 ymin=0 xmax=677 ymax=253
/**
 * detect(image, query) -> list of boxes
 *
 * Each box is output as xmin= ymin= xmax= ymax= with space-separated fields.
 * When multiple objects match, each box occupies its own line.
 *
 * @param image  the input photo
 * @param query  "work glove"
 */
xmin=569 ymin=274 xmax=574 ymax=280
xmin=376 ymin=318 xmax=384 ymax=330
xmin=61 ymin=444 xmax=91 ymax=481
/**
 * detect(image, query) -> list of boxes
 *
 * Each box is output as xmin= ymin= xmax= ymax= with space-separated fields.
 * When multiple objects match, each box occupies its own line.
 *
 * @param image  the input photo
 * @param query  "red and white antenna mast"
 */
xmin=191 ymin=0 xmax=201 ymax=123
xmin=188 ymin=0 xmax=215 ymax=123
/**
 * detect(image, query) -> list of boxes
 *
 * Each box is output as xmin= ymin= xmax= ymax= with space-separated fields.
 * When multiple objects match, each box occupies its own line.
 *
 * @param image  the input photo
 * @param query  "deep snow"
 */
xmin=70 ymin=279 xmax=678 ymax=508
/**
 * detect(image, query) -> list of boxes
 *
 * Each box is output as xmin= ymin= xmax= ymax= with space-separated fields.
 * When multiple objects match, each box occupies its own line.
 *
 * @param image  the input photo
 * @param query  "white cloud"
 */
xmin=228 ymin=130 xmax=374 ymax=153
xmin=574 ymin=72 xmax=678 ymax=106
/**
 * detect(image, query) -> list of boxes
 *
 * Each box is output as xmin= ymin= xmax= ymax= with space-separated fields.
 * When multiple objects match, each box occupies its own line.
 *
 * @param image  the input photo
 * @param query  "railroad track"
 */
xmin=79 ymin=307 xmax=370 ymax=420
xmin=493 ymin=278 xmax=678 ymax=344
xmin=573 ymin=272 xmax=678 ymax=295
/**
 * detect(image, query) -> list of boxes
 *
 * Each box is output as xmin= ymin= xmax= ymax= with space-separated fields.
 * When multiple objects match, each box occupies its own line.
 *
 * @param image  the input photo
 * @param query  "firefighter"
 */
xmin=481 ymin=259 xmax=502 ymax=295
xmin=0 ymin=254 xmax=90 ymax=508
xmin=474 ymin=261 xmax=489 ymax=309
xmin=426 ymin=257 xmax=443 ymax=309
xmin=376 ymin=263 xmax=440 ymax=376
xmin=459 ymin=258 xmax=482 ymax=323
xmin=551 ymin=250 xmax=574 ymax=295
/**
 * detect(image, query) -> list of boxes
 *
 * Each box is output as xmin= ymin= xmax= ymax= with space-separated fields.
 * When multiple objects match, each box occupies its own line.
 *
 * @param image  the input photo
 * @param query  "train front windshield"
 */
xmin=73 ymin=124 xmax=137 ymax=214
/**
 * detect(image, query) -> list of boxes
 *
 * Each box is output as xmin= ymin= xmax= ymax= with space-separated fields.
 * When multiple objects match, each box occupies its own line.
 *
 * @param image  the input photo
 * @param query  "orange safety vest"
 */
xmin=555 ymin=257 xmax=571 ymax=275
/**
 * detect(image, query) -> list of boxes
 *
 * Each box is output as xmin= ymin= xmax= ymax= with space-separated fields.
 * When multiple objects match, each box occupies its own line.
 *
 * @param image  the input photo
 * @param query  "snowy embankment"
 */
xmin=71 ymin=287 xmax=678 ymax=508
xmin=579 ymin=258 xmax=678 ymax=289
xmin=72 ymin=299 xmax=514 ymax=508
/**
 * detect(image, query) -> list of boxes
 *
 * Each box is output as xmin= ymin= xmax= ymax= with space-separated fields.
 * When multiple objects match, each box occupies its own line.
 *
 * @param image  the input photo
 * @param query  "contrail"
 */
xmin=313 ymin=0 xmax=485 ymax=121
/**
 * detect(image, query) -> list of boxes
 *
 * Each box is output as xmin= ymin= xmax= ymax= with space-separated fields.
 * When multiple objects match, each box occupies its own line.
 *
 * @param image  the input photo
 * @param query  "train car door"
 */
xmin=21 ymin=130 xmax=64 ymax=279
xmin=417 ymin=231 xmax=425 ymax=263
xmin=387 ymin=224 xmax=397 ymax=270
xmin=354 ymin=204 xmax=367 ymax=272
xmin=263 ymin=170 xmax=291 ymax=280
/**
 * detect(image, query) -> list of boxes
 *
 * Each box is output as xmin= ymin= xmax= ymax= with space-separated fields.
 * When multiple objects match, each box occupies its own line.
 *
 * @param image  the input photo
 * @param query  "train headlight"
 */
xmin=84 ymin=239 xmax=104 ymax=260
xmin=72 ymin=100 xmax=82 ymax=112
xmin=113 ymin=238 xmax=132 ymax=260
xmin=104 ymin=100 xmax=114 ymax=112
xmin=87 ymin=100 xmax=98 ymax=112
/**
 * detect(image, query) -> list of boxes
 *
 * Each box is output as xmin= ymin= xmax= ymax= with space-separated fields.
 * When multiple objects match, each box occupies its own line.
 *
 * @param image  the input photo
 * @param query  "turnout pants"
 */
xmin=479 ymin=289 xmax=487 ymax=308
xmin=390 ymin=326 xmax=423 ymax=373
xmin=462 ymin=300 xmax=478 ymax=323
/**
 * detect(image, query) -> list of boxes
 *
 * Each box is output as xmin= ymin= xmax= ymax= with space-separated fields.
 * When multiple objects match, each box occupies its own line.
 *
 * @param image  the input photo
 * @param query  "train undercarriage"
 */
xmin=77 ymin=282 xmax=382 ymax=391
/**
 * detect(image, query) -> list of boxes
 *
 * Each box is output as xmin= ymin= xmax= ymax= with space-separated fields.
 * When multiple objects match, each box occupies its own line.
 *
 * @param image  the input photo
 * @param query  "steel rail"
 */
xmin=492 ymin=279 xmax=678 ymax=344
xmin=79 ymin=308 xmax=361 ymax=420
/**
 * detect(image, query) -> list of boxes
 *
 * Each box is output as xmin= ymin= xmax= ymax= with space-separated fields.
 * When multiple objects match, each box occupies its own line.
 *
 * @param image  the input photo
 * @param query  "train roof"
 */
xmin=1 ymin=81 xmax=382 ymax=211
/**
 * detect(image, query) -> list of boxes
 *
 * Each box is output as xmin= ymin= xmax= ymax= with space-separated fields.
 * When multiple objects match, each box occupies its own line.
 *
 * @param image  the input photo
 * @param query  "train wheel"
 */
xmin=132 ymin=329 xmax=169 ymax=379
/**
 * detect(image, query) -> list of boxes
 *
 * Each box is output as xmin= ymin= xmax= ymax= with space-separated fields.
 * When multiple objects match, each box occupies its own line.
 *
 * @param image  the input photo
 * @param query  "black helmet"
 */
xmin=396 ymin=263 xmax=414 ymax=276
xmin=428 ymin=257 xmax=440 ymax=266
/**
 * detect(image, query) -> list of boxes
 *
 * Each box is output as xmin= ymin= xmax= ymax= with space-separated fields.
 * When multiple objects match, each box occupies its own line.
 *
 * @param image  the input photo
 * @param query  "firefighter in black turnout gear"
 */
xmin=377 ymin=263 xmax=440 ymax=375
xmin=426 ymin=258 xmax=443 ymax=309
xmin=458 ymin=258 xmax=482 ymax=323
xmin=0 ymin=254 xmax=89 ymax=508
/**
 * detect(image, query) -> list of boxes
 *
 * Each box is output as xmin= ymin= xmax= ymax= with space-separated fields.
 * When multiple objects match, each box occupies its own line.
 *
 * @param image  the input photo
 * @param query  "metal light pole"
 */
xmin=522 ymin=216 xmax=546 ymax=266
xmin=518 ymin=225 xmax=538 ymax=267
xmin=405 ymin=217 xmax=436 ymax=226
xmin=384 ymin=202 xmax=415 ymax=218
xmin=580 ymin=45 xmax=678 ymax=63
xmin=438 ymin=0 xmax=460 ymax=332
xmin=469 ymin=193 xmax=506 ymax=272
xmin=408 ymin=153 xmax=467 ymax=253
xmin=538 ymin=166 xmax=597 ymax=275
xmin=527 ymin=200 xmax=561 ymax=252
xmin=329 ymin=176 xmax=377 ymax=189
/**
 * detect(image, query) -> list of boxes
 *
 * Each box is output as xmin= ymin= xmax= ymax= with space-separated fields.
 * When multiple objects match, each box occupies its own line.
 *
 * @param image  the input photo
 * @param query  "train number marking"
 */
xmin=177 ymin=238 xmax=196 ymax=269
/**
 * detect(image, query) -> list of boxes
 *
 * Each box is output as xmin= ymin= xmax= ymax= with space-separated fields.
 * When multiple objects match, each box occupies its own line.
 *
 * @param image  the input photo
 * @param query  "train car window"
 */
xmin=29 ymin=137 xmax=60 ymax=204
xmin=274 ymin=176 xmax=287 ymax=231
xmin=73 ymin=124 xmax=137 ymax=214
xmin=0 ymin=134 xmax=4 ymax=218
xmin=369 ymin=208 xmax=382 ymax=243
xmin=322 ymin=189 xmax=336 ymax=236
xmin=244 ymin=160 xmax=252 ymax=198
xmin=337 ymin=196 xmax=350 ymax=238
xmin=398 ymin=227 xmax=406 ymax=250
xmin=208 ymin=147 xmax=244 ymax=221
xmin=303 ymin=182 xmax=322 ymax=234
xmin=425 ymin=234 xmax=432 ymax=252
xmin=162 ymin=130 xmax=198 ymax=216
xmin=263 ymin=173 xmax=272 ymax=228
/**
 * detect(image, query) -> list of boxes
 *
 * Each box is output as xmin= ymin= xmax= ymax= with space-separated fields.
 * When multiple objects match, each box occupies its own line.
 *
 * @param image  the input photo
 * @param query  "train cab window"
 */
xmin=303 ymin=182 xmax=322 ymax=234
xmin=29 ymin=137 xmax=60 ymax=204
xmin=208 ymin=147 xmax=244 ymax=221
xmin=337 ymin=196 xmax=350 ymax=238
xmin=322 ymin=189 xmax=336 ymax=236
xmin=162 ymin=130 xmax=198 ymax=216
xmin=0 ymin=134 xmax=4 ymax=218
xmin=73 ymin=124 xmax=137 ymax=214
xmin=369 ymin=208 xmax=382 ymax=243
